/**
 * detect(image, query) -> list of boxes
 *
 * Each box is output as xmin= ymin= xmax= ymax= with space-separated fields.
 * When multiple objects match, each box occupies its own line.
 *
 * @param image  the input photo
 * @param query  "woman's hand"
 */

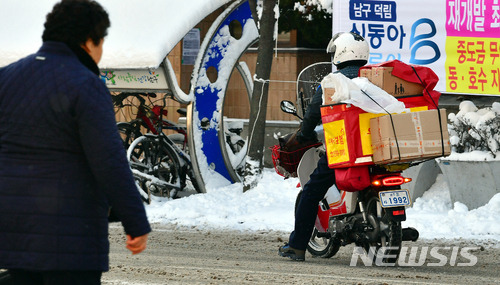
xmin=126 ymin=234 xmax=148 ymax=255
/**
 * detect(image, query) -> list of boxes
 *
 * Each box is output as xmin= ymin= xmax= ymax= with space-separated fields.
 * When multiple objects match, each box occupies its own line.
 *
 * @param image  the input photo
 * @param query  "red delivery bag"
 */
xmin=321 ymin=103 xmax=380 ymax=168
xmin=335 ymin=166 xmax=371 ymax=192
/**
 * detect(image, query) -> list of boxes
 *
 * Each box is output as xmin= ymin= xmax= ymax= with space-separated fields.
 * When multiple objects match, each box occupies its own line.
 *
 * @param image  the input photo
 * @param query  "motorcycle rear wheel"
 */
xmin=358 ymin=196 xmax=403 ymax=265
xmin=294 ymin=191 xmax=341 ymax=258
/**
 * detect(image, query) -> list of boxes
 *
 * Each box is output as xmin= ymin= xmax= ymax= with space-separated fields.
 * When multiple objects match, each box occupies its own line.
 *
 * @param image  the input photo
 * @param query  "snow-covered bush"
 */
xmin=277 ymin=0 xmax=332 ymax=47
xmin=448 ymin=101 xmax=500 ymax=157
xmin=294 ymin=0 xmax=333 ymax=15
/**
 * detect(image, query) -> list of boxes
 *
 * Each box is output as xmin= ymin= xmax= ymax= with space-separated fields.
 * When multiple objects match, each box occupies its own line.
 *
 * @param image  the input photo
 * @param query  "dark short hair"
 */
xmin=42 ymin=0 xmax=110 ymax=46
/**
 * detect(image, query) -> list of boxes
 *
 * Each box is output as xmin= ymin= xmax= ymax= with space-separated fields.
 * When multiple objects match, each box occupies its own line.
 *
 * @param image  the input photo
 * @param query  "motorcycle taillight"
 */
xmin=392 ymin=209 xmax=405 ymax=216
xmin=372 ymin=176 xmax=412 ymax=187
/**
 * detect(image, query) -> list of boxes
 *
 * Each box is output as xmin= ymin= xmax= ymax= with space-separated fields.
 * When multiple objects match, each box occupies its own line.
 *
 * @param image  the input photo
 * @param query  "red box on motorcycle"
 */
xmin=320 ymin=103 xmax=377 ymax=168
xmin=321 ymin=60 xmax=442 ymax=169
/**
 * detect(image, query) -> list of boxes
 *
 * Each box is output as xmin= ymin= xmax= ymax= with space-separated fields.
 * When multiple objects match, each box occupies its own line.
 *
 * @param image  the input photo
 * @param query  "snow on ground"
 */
xmin=146 ymin=167 xmax=500 ymax=244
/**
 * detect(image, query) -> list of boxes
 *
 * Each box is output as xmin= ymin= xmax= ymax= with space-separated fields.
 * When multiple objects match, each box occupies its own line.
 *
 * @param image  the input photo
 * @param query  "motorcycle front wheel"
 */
xmin=307 ymin=228 xmax=341 ymax=258
xmin=294 ymin=191 xmax=341 ymax=258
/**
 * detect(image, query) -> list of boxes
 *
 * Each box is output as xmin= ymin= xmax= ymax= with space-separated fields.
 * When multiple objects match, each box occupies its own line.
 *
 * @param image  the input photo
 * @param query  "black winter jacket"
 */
xmin=0 ymin=42 xmax=151 ymax=271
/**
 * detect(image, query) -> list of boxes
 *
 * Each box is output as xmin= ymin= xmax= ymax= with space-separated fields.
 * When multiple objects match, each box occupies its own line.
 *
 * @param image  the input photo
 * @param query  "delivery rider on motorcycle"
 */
xmin=279 ymin=32 xmax=370 ymax=261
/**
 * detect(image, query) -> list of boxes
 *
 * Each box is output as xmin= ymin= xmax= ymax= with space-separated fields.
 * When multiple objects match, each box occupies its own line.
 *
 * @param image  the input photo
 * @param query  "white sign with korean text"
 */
xmin=333 ymin=0 xmax=500 ymax=96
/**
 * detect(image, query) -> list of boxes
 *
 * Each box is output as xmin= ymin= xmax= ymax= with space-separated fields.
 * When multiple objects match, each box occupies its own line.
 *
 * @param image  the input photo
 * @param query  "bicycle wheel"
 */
xmin=165 ymin=142 xmax=201 ymax=195
xmin=185 ymin=166 xmax=202 ymax=194
xmin=127 ymin=135 xmax=182 ymax=202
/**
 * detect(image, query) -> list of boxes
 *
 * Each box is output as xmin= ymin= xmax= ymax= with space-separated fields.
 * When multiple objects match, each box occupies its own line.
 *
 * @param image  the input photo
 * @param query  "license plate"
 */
xmin=379 ymin=189 xmax=411 ymax=208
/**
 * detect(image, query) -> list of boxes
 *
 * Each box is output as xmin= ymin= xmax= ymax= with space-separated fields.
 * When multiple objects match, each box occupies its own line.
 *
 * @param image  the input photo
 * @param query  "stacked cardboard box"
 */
xmin=323 ymin=87 xmax=336 ymax=105
xmin=320 ymin=63 xmax=447 ymax=167
xmin=360 ymin=66 xmax=424 ymax=97
xmin=370 ymin=109 xmax=450 ymax=164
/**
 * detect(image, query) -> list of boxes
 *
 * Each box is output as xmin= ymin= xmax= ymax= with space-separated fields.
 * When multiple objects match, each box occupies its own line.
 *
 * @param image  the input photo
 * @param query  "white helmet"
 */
xmin=326 ymin=32 xmax=369 ymax=66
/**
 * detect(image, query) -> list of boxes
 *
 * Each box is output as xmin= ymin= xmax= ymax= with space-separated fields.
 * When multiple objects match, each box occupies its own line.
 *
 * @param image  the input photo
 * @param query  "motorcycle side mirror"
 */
xmin=280 ymin=100 xmax=297 ymax=114
xmin=280 ymin=100 xmax=302 ymax=120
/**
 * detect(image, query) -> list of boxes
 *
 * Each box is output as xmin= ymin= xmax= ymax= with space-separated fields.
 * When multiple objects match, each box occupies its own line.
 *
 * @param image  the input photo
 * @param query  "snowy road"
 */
xmin=103 ymin=224 xmax=500 ymax=285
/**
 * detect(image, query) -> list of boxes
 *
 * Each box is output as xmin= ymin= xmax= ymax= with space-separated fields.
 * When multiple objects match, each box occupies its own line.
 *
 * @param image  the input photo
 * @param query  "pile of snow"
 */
xmin=146 ymin=168 xmax=500 ymax=243
xmin=405 ymin=174 xmax=500 ymax=241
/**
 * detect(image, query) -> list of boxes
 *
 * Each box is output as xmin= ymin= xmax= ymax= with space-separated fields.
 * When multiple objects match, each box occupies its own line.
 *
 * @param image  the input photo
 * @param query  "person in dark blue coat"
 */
xmin=279 ymin=32 xmax=369 ymax=261
xmin=0 ymin=0 xmax=151 ymax=284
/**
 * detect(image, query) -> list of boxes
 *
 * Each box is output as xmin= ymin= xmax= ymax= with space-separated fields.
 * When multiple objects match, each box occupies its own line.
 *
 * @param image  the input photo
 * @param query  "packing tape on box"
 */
xmin=411 ymin=112 xmax=424 ymax=154
xmin=375 ymin=138 xmax=448 ymax=158
xmin=390 ymin=140 xmax=449 ymax=148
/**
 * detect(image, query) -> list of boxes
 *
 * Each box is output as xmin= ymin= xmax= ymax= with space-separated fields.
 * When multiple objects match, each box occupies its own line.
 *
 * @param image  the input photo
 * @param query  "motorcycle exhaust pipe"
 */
xmin=402 ymin=227 xmax=419 ymax=242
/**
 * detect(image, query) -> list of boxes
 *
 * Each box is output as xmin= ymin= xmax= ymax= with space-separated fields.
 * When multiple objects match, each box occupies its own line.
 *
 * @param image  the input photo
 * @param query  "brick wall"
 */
xmin=223 ymin=49 xmax=330 ymax=121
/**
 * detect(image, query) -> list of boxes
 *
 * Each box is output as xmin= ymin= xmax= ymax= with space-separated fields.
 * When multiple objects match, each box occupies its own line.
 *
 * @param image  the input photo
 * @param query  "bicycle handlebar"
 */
xmin=112 ymin=92 xmax=157 ymax=107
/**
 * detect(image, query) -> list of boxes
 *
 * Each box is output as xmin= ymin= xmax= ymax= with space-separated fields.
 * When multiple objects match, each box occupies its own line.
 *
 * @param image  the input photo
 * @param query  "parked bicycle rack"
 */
xmin=102 ymin=0 xmax=259 ymax=194
xmin=1 ymin=0 xmax=258 ymax=193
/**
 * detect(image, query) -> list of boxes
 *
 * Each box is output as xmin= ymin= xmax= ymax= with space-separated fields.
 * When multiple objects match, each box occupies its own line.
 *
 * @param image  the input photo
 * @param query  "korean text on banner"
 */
xmin=333 ymin=0 xmax=500 ymax=96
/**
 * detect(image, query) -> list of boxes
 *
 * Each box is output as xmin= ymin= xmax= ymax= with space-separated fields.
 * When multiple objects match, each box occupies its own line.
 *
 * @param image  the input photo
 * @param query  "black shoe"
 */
xmin=278 ymin=243 xmax=305 ymax=261
xmin=402 ymin=227 xmax=419 ymax=242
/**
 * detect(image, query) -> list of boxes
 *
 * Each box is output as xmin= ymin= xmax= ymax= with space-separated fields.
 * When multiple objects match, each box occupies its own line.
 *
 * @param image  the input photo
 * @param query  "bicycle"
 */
xmin=112 ymin=92 xmax=187 ymax=152
xmin=112 ymin=92 xmax=200 ymax=202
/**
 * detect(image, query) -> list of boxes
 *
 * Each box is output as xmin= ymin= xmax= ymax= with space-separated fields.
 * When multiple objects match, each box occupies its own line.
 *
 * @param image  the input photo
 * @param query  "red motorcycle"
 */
xmin=272 ymin=100 xmax=419 ymax=264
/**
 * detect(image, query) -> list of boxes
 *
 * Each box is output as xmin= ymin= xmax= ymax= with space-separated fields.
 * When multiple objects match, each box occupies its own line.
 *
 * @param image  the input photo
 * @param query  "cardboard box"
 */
xmin=370 ymin=109 xmax=451 ymax=164
xmin=359 ymin=68 xmax=372 ymax=81
xmin=323 ymin=87 xmax=336 ymax=105
xmin=370 ymin=67 xmax=424 ymax=97
xmin=320 ymin=103 xmax=429 ymax=168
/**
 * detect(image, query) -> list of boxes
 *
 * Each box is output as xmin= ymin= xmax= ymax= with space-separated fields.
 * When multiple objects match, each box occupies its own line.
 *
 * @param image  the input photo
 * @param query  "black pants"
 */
xmin=288 ymin=154 xmax=336 ymax=250
xmin=0 ymin=269 xmax=102 ymax=285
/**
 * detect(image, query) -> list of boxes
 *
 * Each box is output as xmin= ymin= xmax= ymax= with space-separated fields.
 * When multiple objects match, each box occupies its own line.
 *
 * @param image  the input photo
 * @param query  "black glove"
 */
xmin=279 ymin=129 xmax=318 ymax=152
